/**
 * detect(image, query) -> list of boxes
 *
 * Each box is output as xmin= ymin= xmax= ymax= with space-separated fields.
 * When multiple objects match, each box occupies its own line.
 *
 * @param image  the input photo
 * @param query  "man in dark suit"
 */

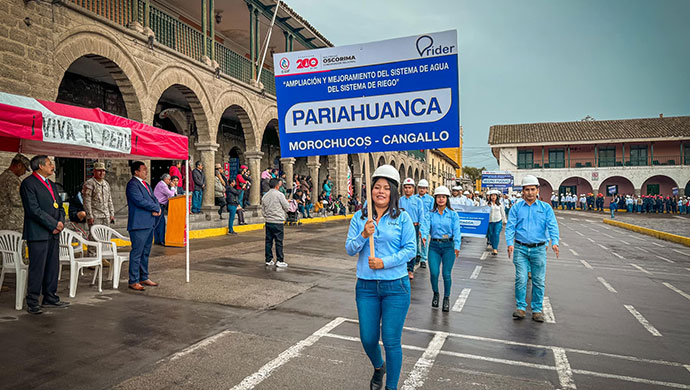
xmin=126 ymin=161 xmax=161 ymax=291
xmin=20 ymin=155 xmax=69 ymax=314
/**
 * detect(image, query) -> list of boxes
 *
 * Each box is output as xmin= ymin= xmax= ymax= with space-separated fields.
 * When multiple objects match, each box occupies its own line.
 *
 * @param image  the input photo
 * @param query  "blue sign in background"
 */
xmin=481 ymin=173 xmax=513 ymax=189
xmin=455 ymin=205 xmax=490 ymax=238
xmin=275 ymin=54 xmax=460 ymax=158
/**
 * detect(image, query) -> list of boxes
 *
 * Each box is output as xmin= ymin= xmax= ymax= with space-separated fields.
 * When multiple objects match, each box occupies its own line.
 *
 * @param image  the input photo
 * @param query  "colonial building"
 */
xmin=488 ymin=116 xmax=690 ymax=202
xmin=0 ymin=0 xmax=432 ymax=227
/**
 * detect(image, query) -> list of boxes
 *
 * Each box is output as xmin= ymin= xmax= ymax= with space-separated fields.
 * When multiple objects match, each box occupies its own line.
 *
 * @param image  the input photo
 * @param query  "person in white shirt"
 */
xmin=487 ymin=190 xmax=507 ymax=255
xmin=559 ymin=193 xmax=566 ymax=209
xmin=550 ymin=192 xmax=557 ymax=209
xmin=579 ymin=194 xmax=587 ymax=211
xmin=449 ymin=186 xmax=464 ymax=209
xmin=461 ymin=190 xmax=471 ymax=206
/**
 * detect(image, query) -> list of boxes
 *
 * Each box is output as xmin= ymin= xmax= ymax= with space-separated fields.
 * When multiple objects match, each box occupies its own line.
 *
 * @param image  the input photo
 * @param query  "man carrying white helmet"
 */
xmin=399 ymin=177 xmax=425 ymax=280
xmin=505 ymin=175 xmax=560 ymax=323
xmin=415 ymin=179 xmax=434 ymax=269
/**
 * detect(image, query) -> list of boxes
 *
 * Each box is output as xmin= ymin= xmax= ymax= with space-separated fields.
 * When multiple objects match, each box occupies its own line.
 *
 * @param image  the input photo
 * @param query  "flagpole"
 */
xmin=185 ymin=159 xmax=190 ymax=283
xmin=364 ymin=154 xmax=374 ymax=257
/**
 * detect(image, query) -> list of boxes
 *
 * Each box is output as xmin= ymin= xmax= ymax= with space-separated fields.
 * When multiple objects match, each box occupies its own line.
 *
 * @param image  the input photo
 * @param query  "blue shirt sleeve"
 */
xmin=452 ymin=211 xmax=462 ymax=251
xmin=381 ymin=212 xmax=417 ymax=269
xmin=505 ymin=203 xmax=518 ymax=246
xmin=420 ymin=206 xmax=430 ymax=238
xmin=545 ymin=205 xmax=560 ymax=246
xmin=346 ymin=211 xmax=368 ymax=256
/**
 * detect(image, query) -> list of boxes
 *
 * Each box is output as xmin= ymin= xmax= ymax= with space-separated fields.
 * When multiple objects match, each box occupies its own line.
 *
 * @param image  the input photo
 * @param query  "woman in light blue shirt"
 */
xmin=421 ymin=185 xmax=462 ymax=312
xmin=346 ymin=165 xmax=416 ymax=390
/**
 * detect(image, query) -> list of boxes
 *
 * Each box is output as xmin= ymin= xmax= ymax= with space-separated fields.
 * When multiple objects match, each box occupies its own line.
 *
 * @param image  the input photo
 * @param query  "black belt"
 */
xmin=515 ymin=240 xmax=545 ymax=248
xmin=431 ymin=237 xmax=454 ymax=242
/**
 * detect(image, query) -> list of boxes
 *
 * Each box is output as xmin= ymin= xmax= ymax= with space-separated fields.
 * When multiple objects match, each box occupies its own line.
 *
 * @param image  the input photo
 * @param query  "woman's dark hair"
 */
xmin=432 ymin=195 xmax=453 ymax=213
xmin=171 ymin=175 xmax=180 ymax=181
xmin=488 ymin=193 xmax=500 ymax=206
xmin=361 ymin=177 xmax=401 ymax=220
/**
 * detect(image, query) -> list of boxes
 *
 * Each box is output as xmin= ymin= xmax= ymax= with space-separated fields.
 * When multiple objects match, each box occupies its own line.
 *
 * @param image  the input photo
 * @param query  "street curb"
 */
xmin=603 ymin=219 xmax=690 ymax=247
xmin=111 ymin=214 xmax=353 ymax=246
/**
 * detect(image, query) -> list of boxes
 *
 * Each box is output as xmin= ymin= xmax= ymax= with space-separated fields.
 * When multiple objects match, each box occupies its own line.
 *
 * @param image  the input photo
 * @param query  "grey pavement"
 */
xmin=555 ymin=208 xmax=690 ymax=237
xmin=0 ymin=215 xmax=689 ymax=390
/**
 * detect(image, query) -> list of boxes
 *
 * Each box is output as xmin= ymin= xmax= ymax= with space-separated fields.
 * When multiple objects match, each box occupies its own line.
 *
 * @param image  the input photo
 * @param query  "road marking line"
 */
xmin=656 ymin=255 xmax=675 ymax=264
xmin=601 ymin=233 xmax=614 ymax=238
xmin=686 ymin=268 xmax=690 ymax=272
xmin=401 ymin=333 xmax=448 ymax=390
xmin=635 ymin=247 xmax=649 ymax=253
xmin=590 ymin=228 xmax=600 ymax=233
xmin=597 ymin=277 xmax=617 ymax=293
xmin=163 ymin=330 xmax=234 ymax=363
xmin=685 ymin=364 xmax=690 ymax=373
xmin=598 ymin=244 xmax=609 ymax=250
xmin=672 ymin=249 xmax=689 ymax=256
xmin=602 ymin=226 xmax=611 ymax=230
xmin=230 ymin=317 xmax=345 ymax=390
xmin=553 ymin=348 xmax=577 ymax=389
xmin=620 ymin=240 xmax=630 ymax=245
xmin=630 ymin=264 xmax=652 ymax=275
xmin=575 ymin=231 xmax=584 ymax=236
xmin=561 ymin=241 xmax=569 ymax=247
xmin=452 ymin=288 xmax=472 ymax=312
xmin=571 ymin=369 xmax=690 ymax=389
xmin=571 ymin=218 xmax=580 ymax=221
xmin=470 ymin=265 xmax=482 ymax=279
xmin=580 ymin=260 xmax=593 ymax=270
xmin=543 ymin=297 xmax=556 ymax=324
xmin=611 ymin=252 xmax=624 ymax=260
xmin=569 ymin=249 xmax=579 ymax=256
xmin=480 ymin=252 xmax=488 ymax=260
xmin=624 ymin=305 xmax=662 ymax=337
xmin=587 ymin=237 xmax=595 ymax=243
xmin=651 ymin=242 xmax=664 ymax=247
xmin=663 ymin=282 xmax=690 ymax=301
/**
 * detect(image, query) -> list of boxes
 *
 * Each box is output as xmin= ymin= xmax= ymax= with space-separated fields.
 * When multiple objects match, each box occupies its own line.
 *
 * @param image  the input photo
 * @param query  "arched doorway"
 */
xmin=641 ymin=175 xmax=678 ymax=196
xmin=685 ymin=180 xmax=690 ymax=197
xmin=261 ymin=119 xmax=281 ymax=172
xmin=598 ymin=176 xmax=635 ymax=207
xmin=537 ymin=178 xmax=554 ymax=202
xmin=216 ymin=105 xmax=251 ymax=182
xmin=377 ymin=156 xmax=386 ymax=167
xmin=558 ymin=176 xmax=593 ymax=199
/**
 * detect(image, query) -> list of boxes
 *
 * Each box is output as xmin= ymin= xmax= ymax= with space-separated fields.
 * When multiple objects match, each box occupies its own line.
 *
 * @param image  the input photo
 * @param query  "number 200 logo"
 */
xmin=296 ymin=57 xmax=318 ymax=69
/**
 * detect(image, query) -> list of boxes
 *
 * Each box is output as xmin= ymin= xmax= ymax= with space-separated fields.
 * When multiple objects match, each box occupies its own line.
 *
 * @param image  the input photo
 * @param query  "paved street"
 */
xmin=1 ymin=214 xmax=689 ymax=390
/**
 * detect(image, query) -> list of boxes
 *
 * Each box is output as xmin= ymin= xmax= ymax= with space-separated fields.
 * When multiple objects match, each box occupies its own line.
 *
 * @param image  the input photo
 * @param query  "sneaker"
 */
xmin=532 ymin=312 xmax=545 ymax=323
xmin=420 ymin=261 xmax=427 ymax=269
xmin=442 ymin=297 xmax=450 ymax=312
xmin=41 ymin=301 xmax=70 ymax=308
xmin=431 ymin=292 xmax=439 ymax=308
xmin=370 ymin=362 xmax=386 ymax=390
xmin=265 ymin=260 xmax=275 ymax=266
xmin=512 ymin=309 xmax=526 ymax=320
xmin=276 ymin=261 xmax=288 ymax=268
xmin=27 ymin=306 xmax=43 ymax=315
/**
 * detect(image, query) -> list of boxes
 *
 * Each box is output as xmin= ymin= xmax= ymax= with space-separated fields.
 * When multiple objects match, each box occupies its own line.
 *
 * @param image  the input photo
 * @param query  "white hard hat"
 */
xmin=516 ymin=193 xmax=522 ymax=197
xmin=463 ymin=191 xmax=470 ymax=195
xmin=433 ymin=186 xmax=451 ymax=197
xmin=452 ymin=186 xmax=462 ymax=191
xmin=403 ymin=178 xmax=415 ymax=186
xmin=474 ymin=190 xmax=480 ymax=194
xmin=372 ymin=164 xmax=400 ymax=187
xmin=418 ymin=179 xmax=429 ymax=187
xmin=521 ymin=175 xmax=540 ymax=187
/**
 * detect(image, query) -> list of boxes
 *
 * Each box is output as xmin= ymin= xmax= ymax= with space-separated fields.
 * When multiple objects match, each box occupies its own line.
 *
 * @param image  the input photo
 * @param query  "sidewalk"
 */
xmin=555 ymin=209 xmax=690 ymax=237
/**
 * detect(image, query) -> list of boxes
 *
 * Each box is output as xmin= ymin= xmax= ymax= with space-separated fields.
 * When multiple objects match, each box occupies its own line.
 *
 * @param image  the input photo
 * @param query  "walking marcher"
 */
xmin=487 ymin=190 xmax=507 ymax=255
xmin=0 ymin=153 xmax=30 ymax=232
xmin=20 ymin=156 xmax=69 ymax=314
xmin=153 ymin=173 xmax=176 ymax=245
xmin=449 ymin=186 xmax=464 ymax=209
xmin=609 ymin=196 xmax=617 ymax=219
xmin=416 ymin=179 xmax=434 ymax=269
xmin=420 ymin=186 xmax=462 ymax=312
xmin=191 ymin=161 xmax=205 ymax=213
xmin=83 ymin=162 xmax=115 ymax=256
xmin=225 ymin=178 xmax=240 ymax=235
xmin=345 ymin=165 xmax=416 ymax=390
xmin=505 ymin=175 xmax=560 ymax=323
xmin=126 ymin=161 xmax=161 ymax=291
xmin=262 ymin=178 xmax=290 ymax=268
xmin=398 ymin=178 xmax=425 ymax=280
xmin=550 ymin=192 xmax=557 ymax=209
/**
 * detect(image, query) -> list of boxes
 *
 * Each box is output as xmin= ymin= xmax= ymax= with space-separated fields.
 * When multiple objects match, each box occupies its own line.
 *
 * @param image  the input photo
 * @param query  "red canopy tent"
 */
xmin=0 ymin=90 xmax=192 ymax=281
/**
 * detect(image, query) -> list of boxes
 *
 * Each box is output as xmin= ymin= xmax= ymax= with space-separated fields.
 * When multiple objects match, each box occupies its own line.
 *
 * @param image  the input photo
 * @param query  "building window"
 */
xmin=629 ymin=145 xmax=647 ymax=166
xmin=548 ymin=149 xmax=565 ymax=168
xmin=598 ymin=147 xmax=616 ymax=167
xmin=685 ymin=143 xmax=690 ymax=165
xmin=517 ymin=150 xmax=533 ymax=169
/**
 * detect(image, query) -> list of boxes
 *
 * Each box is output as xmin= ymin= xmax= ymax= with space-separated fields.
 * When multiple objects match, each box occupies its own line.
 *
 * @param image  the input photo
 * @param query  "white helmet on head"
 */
xmin=463 ymin=190 xmax=470 ymax=195
xmin=516 ymin=193 xmax=522 ymax=197
xmin=372 ymin=164 xmax=400 ymax=187
xmin=452 ymin=186 xmax=462 ymax=191
xmin=402 ymin=178 xmax=415 ymax=186
xmin=521 ymin=175 xmax=540 ymax=187
xmin=418 ymin=179 xmax=429 ymax=188
xmin=433 ymin=186 xmax=451 ymax=197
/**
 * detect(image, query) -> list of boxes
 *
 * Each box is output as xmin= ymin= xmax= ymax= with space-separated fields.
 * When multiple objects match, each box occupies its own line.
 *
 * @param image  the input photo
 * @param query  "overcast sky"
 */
xmin=284 ymin=0 xmax=690 ymax=169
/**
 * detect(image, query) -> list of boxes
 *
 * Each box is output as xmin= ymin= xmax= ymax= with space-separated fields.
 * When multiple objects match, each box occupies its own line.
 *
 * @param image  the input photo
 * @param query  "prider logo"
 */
xmin=296 ymin=57 xmax=319 ymax=69
xmin=416 ymin=35 xmax=455 ymax=57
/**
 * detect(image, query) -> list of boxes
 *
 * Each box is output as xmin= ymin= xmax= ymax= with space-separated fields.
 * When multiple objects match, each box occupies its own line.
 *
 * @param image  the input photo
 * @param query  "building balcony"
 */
xmin=406 ymin=149 xmax=426 ymax=162
xmin=517 ymin=155 xmax=687 ymax=170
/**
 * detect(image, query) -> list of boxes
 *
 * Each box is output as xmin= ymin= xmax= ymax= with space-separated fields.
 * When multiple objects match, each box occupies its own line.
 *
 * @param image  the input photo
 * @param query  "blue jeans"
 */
xmin=227 ymin=205 xmax=238 ymax=232
xmin=513 ymin=243 xmax=546 ymax=312
xmin=488 ymin=221 xmax=502 ymax=250
xmin=129 ymin=228 xmax=153 ymax=284
xmin=408 ymin=225 xmax=420 ymax=272
xmin=428 ymin=240 xmax=456 ymax=297
xmin=192 ymin=189 xmax=203 ymax=213
xmin=610 ymin=208 xmax=615 ymax=218
xmin=356 ymin=277 xmax=410 ymax=390
xmin=627 ymin=204 xmax=633 ymax=213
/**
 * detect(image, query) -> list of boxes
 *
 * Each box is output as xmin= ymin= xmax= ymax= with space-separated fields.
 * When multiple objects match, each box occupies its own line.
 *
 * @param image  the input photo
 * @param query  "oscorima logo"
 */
xmin=279 ymin=57 xmax=290 ymax=70
xmin=416 ymin=35 xmax=456 ymax=57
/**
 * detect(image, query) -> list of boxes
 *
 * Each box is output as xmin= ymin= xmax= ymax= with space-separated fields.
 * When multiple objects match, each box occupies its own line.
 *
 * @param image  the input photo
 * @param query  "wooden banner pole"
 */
xmin=364 ymin=154 xmax=375 ymax=258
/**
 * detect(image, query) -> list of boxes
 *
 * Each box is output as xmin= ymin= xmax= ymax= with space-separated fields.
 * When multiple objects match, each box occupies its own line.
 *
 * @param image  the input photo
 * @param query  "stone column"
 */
xmin=307 ymin=161 xmax=321 ymax=193
xmin=353 ymin=173 xmax=363 ymax=198
xmin=195 ymin=141 xmax=218 ymax=210
xmin=245 ymin=151 xmax=264 ymax=206
xmin=281 ymin=157 xmax=295 ymax=191
xmin=634 ymin=188 xmax=641 ymax=196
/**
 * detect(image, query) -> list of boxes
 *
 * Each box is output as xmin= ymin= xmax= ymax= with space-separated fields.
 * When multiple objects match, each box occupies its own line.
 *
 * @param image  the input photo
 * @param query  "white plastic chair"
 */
xmin=0 ymin=230 xmax=28 ymax=310
xmin=90 ymin=225 xmax=130 ymax=289
xmin=59 ymin=229 xmax=102 ymax=298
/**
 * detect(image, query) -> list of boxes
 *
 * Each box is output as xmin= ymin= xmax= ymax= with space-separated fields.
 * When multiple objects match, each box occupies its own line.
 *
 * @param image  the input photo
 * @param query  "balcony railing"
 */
xmin=518 ymin=155 xmax=685 ymax=169
xmin=67 ymin=0 xmax=276 ymax=95
xmin=406 ymin=150 xmax=426 ymax=161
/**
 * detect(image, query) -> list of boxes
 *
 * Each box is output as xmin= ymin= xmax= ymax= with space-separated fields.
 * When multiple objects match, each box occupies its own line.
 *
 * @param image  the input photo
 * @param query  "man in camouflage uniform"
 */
xmin=0 ymin=154 xmax=30 ymax=292
xmin=83 ymin=162 xmax=115 ymax=258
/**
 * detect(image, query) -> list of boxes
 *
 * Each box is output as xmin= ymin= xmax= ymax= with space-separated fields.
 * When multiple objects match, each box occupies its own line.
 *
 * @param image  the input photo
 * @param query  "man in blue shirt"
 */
xmin=505 ymin=175 xmax=559 ymax=323
xmin=399 ymin=178 xmax=425 ymax=279
xmin=415 ymin=179 xmax=434 ymax=268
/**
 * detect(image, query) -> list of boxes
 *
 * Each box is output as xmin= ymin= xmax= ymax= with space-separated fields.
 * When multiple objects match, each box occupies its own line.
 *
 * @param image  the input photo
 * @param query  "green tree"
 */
xmin=462 ymin=166 xmax=486 ymax=182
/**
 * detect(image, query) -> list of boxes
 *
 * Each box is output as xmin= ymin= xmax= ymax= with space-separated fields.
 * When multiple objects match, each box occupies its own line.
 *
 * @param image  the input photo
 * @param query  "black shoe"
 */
xmin=370 ymin=362 xmax=386 ymax=390
xmin=27 ymin=306 xmax=43 ymax=315
xmin=432 ymin=292 xmax=439 ymax=308
xmin=442 ymin=297 xmax=450 ymax=312
xmin=420 ymin=262 xmax=427 ymax=269
xmin=42 ymin=301 xmax=70 ymax=308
